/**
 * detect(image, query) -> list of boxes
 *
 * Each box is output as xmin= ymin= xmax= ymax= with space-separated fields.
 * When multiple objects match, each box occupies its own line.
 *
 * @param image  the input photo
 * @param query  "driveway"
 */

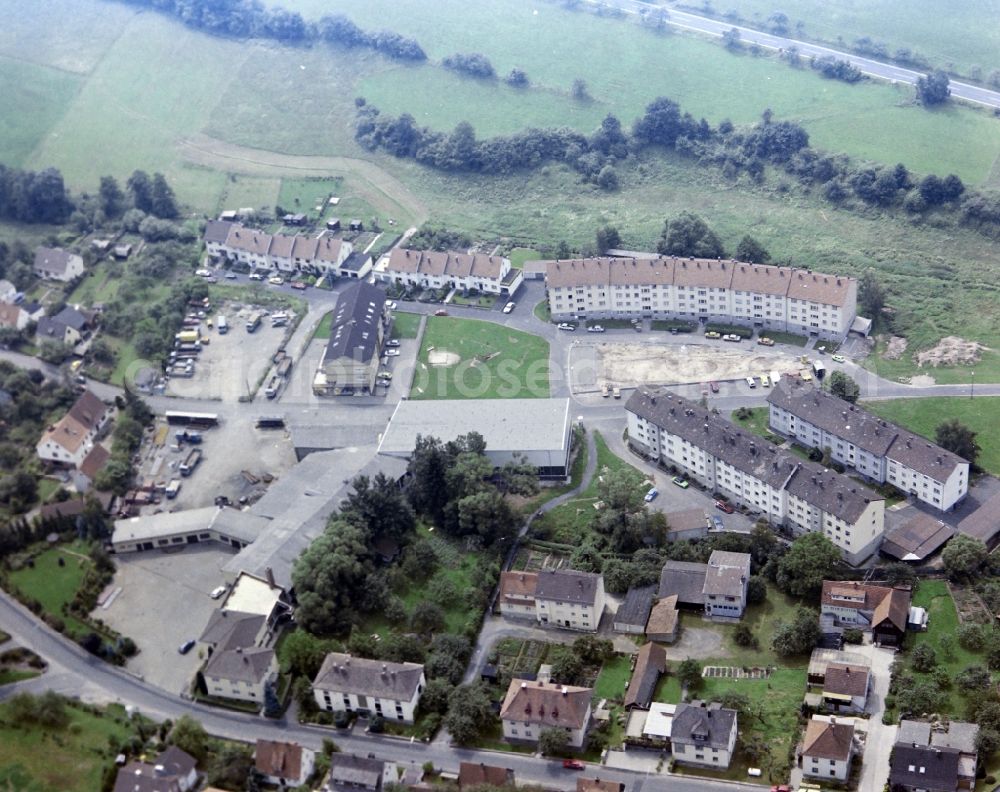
xmin=856 ymin=642 xmax=898 ymax=792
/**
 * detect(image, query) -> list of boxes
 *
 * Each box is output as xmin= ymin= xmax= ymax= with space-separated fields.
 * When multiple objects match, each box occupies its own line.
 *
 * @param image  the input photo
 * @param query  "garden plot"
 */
xmin=702 ymin=665 xmax=773 ymax=680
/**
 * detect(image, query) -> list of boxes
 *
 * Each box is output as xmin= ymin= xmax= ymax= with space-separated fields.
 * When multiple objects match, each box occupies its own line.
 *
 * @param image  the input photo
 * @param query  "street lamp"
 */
xmin=970 ymin=370 xmax=975 ymax=400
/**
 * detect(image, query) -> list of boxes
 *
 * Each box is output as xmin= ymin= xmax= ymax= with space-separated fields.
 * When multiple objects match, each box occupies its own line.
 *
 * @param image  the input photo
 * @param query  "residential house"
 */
xmin=500 ymin=678 xmax=593 ymax=749
xmin=545 ymin=257 xmax=857 ymax=340
xmin=613 ymin=585 xmax=656 ymax=634
xmin=255 ymin=739 xmax=315 ymax=788
xmin=34 ymin=246 xmax=84 ymax=282
xmin=628 ymin=388 xmax=886 ymax=565
xmin=645 ymin=595 xmax=679 ymax=643
xmin=0 ymin=302 xmax=28 ymax=331
xmin=623 ymin=642 xmax=666 ymax=710
xmin=325 ymin=754 xmax=388 ymax=792
xmin=313 ymin=282 xmax=388 ymax=396
xmin=112 ymin=746 xmax=198 ymax=792
xmin=768 ymin=377 xmax=968 ymax=512
xmin=670 ymin=701 xmax=738 ymax=769
xmin=338 ymin=251 xmax=373 ymax=280
xmin=0 ymin=279 xmax=16 ymax=302
xmin=458 ymin=763 xmax=514 ymax=790
xmin=807 ymin=648 xmax=869 ymax=687
xmin=36 ymin=316 xmax=80 ymax=347
xmin=378 ymin=248 xmax=523 ymax=296
xmin=893 ymin=719 xmax=979 ymax=791
xmin=204 ymin=219 xmax=234 ymax=259
xmin=702 ymin=551 xmax=751 ymax=618
xmin=199 ymin=610 xmax=268 ymax=657
xmin=206 ymin=222 xmax=353 ymax=277
xmin=821 ymin=663 xmax=870 ymax=713
xmin=801 ymin=717 xmax=856 ymax=782
xmin=73 ymin=443 xmax=110 ymax=492
xmin=312 ymin=653 xmax=426 ymax=723
xmin=499 ymin=571 xmax=538 ymax=619
xmin=201 ymin=644 xmax=277 ymax=703
xmin=534 ymin=568 xmax=606 ymax=631
xmin=218 ymin=569 xmax=292 ymax=646
xmin=36 ymin=389 xmax=112 ymax=468
xmin=820 ymin=580 xmax=911 ymax=647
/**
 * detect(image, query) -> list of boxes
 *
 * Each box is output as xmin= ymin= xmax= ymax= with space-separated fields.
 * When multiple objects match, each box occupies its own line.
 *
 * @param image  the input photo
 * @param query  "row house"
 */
xmin=626 ymin=389 xmax=885 ymax=565
xmin=768 ymin=377 xmax=968 ymax=512
xmin=204 ymin=221 xmax=356 ymax=277
xmin=545 ymin=257 xmax=857 ymax=340
xmin=377 ymin=248 xmax=523 ymax=295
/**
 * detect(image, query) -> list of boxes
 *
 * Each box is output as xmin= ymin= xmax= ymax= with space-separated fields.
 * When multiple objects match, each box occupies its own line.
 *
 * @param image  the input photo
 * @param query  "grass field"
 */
xmin=6 ymin=541 xmax=93 ymax=638
xmin=391 ymin=310 xmax=423 ymax=339
xmin=410 ymin=315 xmax=549 ymax=399
xmin=717 ymin=0 xmax=1000 ymax=79
xmin=593 ymin=653 xmax=634 ymax=701
xmin=732 ymin=406 xmax=784 ymax=445
xmin=863 ymin=397 xmax=998 ymax=474
xmin=0 ymin=698 xmax=136 ymax=792
xmin=0 ymin=56 xmax=82 ymax=167
xmin=0 ymin=669 xmax=40 ymax=685
xmin=508 ymin=248 xmax=542 ymax=269
xmin=654 ymin=673 xmax=684 ymax=704
xmin=311 ymin=311 xmax=334 ymax=341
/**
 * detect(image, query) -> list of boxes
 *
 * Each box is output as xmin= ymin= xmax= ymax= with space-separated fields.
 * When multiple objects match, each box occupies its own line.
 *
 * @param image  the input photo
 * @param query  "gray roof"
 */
xmin=768 ymin=378 xmax=966 ymax=479
xmin=198 ymin=609 xmax=265 ymax=650
xmin=156 ymin=746 xmax=197 ymax=779
xmin=897 ymin=719 xmax=932 ymax=746
xmin=378 ymin=398 xmax=571 ymax=457
xmin=615 ymin=585 xmax=656 ymax=628
xmin=203 ymin=645 xmax=274 ymax=684
xmin=881 ymin=513 xmax=955 ymax=561
xmin=957 ymin=491 xmax=1000 ymax=545
xmin=288 ymin=423 xmax=383 ymax=456
xmin=658 ymin=561 xmax=708 ymax=606
xmin=624 ymin=641 xmax=665 ymax=709
xmin=33 ymin=246 xmax=78 ymax=276
xmin=205 ymin=219 xmax=234 ymax=243
xmin=54 ymin=306 xmax=88 ymax=331
xmin=534 ymin=568 xmax=601 ymax=606
xmin=328 ymin=754 xmax=384 ymax=789
xmin=113 ymin=765 xmax=181 ymax=792
xmin=628 ymin=388 xmax=882 ymax=524
xmin=890 ymin=744 xmax=961 ymax=792
xmin=931 ymin=721 xmax=979 ymax=754
xmin=340 ymin=251 xmax=370 ymax=272
xmin=323 ymin=281 xmax=386 ymax=365
xmin=665 ymin=508 xmax=708 ymax=533
xmin=671 ymin=702 xmax=737 ymax=750
xmin=36 ymin=316 xmax=68 ymax=341
xmin=113 ymin=506 xmax=268 ymax=546
xmin=702 ymin=551 xmax=750 ymax=599
xmin=314 ymin=653 xmax=424 ymax=700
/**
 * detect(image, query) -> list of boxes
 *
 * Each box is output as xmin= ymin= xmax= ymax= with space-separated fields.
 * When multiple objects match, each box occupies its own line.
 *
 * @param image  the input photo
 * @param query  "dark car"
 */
xmin=178 ymin=639 xmax=195 ymax=655
xmin=709 ymin=381 xmax=720 ymax=393
xmin=434 ymin=309 xmax=448 ymax=316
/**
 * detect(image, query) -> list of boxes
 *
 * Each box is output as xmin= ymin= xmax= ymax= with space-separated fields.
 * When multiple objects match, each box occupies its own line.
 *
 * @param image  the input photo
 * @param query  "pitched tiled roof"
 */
xmin=665 ymin=508 xmax=708 ymax=534
xmin=881 ymin=513 xmax=955 ymax=561
xmin=313 ymin=653 xmax=424 ymax=700
xmin=499 ymin=571 xmax=538 ymax=603
xmin=0 ymin=302 xmax=24 ymax=328
xmin=499 ymin=679 xmax=592 ymax=729
xmin=890 ymin=744 xmax=961 ymax=792
xmin=458 ymin=762 xmax=513 ymax=789
xmin=256 ymin=739 xmax=306 ymax=782
xmin=871 ymin=588 xmax=911 ymax=633
xmin=198 ymin=609 xmax=265 ymax=650
xmin=225 ymin=225 xmax=271 ymax=256
xmin=204 ymin=219 xmax=234 ymax=244
xmin=79 ymin=444 xmax=111 ymax=480
xmin=646 ymin=595 xmax=679 ymax=638
xmin=203 ymin=646 xmax=274 ymax=684
xmin=823 ymin=663 xmax=869 ymax=698
xmin=659 ymin=561 xmax=708 ymax=605
xmin=802 ymin=718 xmax=854 ymax=761
xmin=33 ymin=247 xmax=79 ymax=276
xmin=820 ymin=580 xmax=910 ymax=626
xmin=624 ymin=642 xmax=666 ymax=709
xmin=40 ymin=414 xmax=91 ymax=454
xmin=68 ymin=390 xmax=109 ymax=431
xmin=671 ymin=701 xmax=737 ymax=750
xmin=702 ymin=551 xmax=750 ymax=599
xmin=323 ymin=282 xmax=386 ymax=365
xmin=534 ymin=568 xmax=601 ymax=606
xmin=328 ymin=754 xmax=384 ymax=788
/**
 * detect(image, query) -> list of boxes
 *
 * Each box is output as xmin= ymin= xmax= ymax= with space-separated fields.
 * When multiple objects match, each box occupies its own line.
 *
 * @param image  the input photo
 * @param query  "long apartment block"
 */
xmin=626 ymin=388 xmax=885 ymax=565
xmin=767 ymin=377 xmax=968 ymax=512
xmin=545 ymin=257 xmax=857 ymax=339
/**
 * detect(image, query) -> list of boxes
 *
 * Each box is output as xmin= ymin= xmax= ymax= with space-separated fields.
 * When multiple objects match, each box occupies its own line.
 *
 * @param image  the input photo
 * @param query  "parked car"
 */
xmin=817 ymin=345 xmax=827 ymax=354
xmin=377 ymin=371 xmax=393 ymax=380
xmin=612 ymin=386 xmax=621 ymax=399
xmin=709 ymin=381 xmax=720 ymax=393
xmin=434 ymin=309 xmax=448 ymax=316
xmin=178 ymin=639 xmax=196 ymax=655
xmin=832 ymin=354 xmax=846 ymax=363
xmin=386 ymin=349 xmax=401 ymax=357
xmin=770 ymin=786 xmax=791 ymax=792
xmin=248 ymin=272 xmax=265 ymax=281
xmin=267 ymin=275 xmax=284 ymax=285
xmin=210 ymin=585 xmax=227 ymax=599
xmin=195 ymin=268 xmax=212 ymax=277
xmin=290 ymin=280 xmax=307 ymax=290
xmin=723 ymin=333 xmax=742 ymax=342
xmin=671 ymin=476 xmax=689 ymax=489
xmin=746 ymin=376 xmax=757 ymax=388
xmin=711 ymin=515 xmax=725 ymax=531
xmin=224 ymin=271 xmax=237 ymax=280
xmin=587 ymin=325 xmax=605 ymax=333
xmin=503 ymin=301 xmax=516 ymax=314
xmin=386 ymin=339 xmax=401 ymax=347
xmin=562 ymin=760 xmax=585 ymax=770
xmin=704 ymin=331 xmax=721 ymax=339
xmin=757 ymin=336 xmax=775 ymax=346
xmin=557 ymin=322 xmax=576 ymax=331
xmin=761 ymin=374 xmax=771 ymax=388
xmin=644 ymin=488 xmax=659 ymax=502
xmin=601 ymin=383 xmax=610 ymax=397
xmin=715 ymin=499 xmax=735 ymax=514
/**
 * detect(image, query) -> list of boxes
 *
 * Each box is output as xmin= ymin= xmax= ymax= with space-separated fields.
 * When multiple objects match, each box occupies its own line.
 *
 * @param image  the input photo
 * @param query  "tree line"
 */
xmin=111 ymin=0 xmax=426 ymax=61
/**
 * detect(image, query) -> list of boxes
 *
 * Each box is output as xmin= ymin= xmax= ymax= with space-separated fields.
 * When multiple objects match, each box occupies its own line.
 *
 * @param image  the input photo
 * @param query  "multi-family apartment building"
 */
xmin=768 ymin=377 xmax=968 ymax=512
xmin=545 ymin=257 xmax=858 ymax=339
xmin=670 ymin=701 xmax=739 ymax=770
xmin=313 ymin=282 xmax=388 ymax=396
xmin=312 ymin=654 xmax=425 ymax=723
xmin=500 ymin=678 xmax=593 ymax=749
xmin=204 ymin=221 xmax=367 ymax=278
xmin=626 ymin=389 xmax=885 ymax=564
xmin=376 ymin=248 xmax=523 ymax=296
xmin=498 ymin=568 xmax=606 ymax=631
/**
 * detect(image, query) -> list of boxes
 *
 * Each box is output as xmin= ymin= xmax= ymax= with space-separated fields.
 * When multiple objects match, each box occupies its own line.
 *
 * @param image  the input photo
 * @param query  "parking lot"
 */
xmin=94 ymin=545 xmax=237 ymax=695
xmin=166 ymin=302 xmax=293 ymax=402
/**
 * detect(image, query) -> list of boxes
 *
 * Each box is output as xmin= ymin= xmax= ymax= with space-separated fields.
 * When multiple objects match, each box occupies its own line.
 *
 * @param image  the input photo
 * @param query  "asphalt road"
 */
xmin=600 ymin=0 xmax=1000 ymax=109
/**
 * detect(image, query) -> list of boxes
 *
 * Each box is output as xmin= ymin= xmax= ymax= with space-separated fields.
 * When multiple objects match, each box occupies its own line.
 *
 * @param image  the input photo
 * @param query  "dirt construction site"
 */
xmin=572 ymin=342 xmax=807 ymax=389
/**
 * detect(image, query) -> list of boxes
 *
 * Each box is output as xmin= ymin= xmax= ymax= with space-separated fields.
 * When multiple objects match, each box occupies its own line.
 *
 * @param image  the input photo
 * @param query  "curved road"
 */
xmin=600 ymin=0 xmax=1000 ymax=109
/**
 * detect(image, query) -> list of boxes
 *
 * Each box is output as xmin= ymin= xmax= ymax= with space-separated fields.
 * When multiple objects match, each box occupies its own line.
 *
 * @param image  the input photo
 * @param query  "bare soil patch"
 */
xmin=884 ymin=336 xmax=908 ymax=360
xmin=597 ymin=343 xmax=803 ymax=386
xmin=916 ymin=336 xmax=990 ymax=368
xmin=427 ymin=349 xmax=461 ymax=367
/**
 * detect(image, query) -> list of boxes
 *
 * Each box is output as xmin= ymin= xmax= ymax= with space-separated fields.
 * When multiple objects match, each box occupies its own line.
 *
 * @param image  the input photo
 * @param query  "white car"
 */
xmin=388 ymin=301 xmax=398 ymax=310
xmin=210 ymin=585 xmax=227 ymax=600
xmin=557 ymin=323 xmax=576 ymax=331
xmin=587 ymin=325 xmax=605 ymax=333
xmin=502 ymin=302 xmax=515 ymax=314
xmin=248 ymin=272 xmax=265 ymax=281
xmin=386 ymin=349 xmax=401 ymax=357
xmin=267 ymin=275 xmax=284 ymax=285
xmin=195 ymin=268 xmax=212 ymax=277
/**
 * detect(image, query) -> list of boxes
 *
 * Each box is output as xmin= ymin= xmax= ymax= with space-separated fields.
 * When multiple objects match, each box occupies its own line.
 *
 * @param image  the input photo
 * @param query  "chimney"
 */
xmin=265 ymin=567 xmax=276 ymax=588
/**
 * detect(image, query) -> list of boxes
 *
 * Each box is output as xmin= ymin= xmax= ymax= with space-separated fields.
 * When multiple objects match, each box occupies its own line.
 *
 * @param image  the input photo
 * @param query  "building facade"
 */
xmin=33 ymin=247 xmax=84 ymax=282
xmin=313 ymin=282 xmax=388 ymax=396
xmin=377 ymin=248 xmax=523 ymax=296
xmin=36 ymin=390 xmax=112 ymax=468
xmin=801 ymin=717 xmax=855 ymax=782
xmin=768 ymin=378 xmax=968 ymax=512
xmin=500 ymin=679 xmax=592 ymax=749
xmin=202 ymin=646 xmax=278 ymax=703
xmin=670 ymin=701 xmax=738 ymax=769
xmin=626 ymin=389 xmax=885 ymax=564
xmin=702 ymin=551 xmax=751 ymax=618
xmin=205 ymin=221 xmax=353 ymax=277
xmin=534 ymin=569 xmax=606 ymax=631
xmin=312 ymin=654 xmax=425 ymax=723
xmin=545 ymin=257 xmax=857 ymax=340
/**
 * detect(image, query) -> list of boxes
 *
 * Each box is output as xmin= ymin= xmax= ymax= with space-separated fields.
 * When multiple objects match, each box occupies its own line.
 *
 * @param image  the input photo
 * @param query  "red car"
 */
xmin=715 ymin=499 xmax=735 ymax=514
xmin=770 ymin=786 xmax=790 ymax=792
xmin=290 ymin=281 xmax=307 ymax=290
xmin=434 ymin=309 xmax=448 ymax=316
xmin=562 ymin=760 xmax=585 ymax=770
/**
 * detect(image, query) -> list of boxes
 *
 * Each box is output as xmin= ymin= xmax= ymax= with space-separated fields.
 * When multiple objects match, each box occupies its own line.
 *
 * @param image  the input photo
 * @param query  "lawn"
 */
xmin=593 ymin=653 xmax=633 ymax=702
xmin=0 ymin=56 xmax=82 ymax=168
xmin=277 ymin=176 xmax=338 ymax=218
xmin=107 ymin=337 xmax=142 ymax=388
xmin=732 ymin=407 xmax=785 ymax=446
xmin=67 ymin=261 xmax=125 ymax=306
xmin=0 ymin=669 xmax=40 ymax=685
xmin=391 ymin=310 xmax=423 ymax=339
xmin=0 ymin=698 xmax=137 ymax=792
xmin=531 ymin=431 xmax=645 ymax=545
xmin=6 ymin=541 xmax=93 ymax=638
xmin=761 ymin=330 xmax=808 ymax=347
xmin=863 ymin=396 xmax=1000 ymax=475
xmin=654 ymin=673 xmax=684 ymax=704
xmin=508 ymin=248 xmax=541 ymax=269
xmin=518 ymin=426 xmax=588 ymax=515
xmin=312 ymin=311 xmax=334 ymax=341
xmin=410 ymin=316 xmax=549 ymax=399
xmin=533 ymin=300 xmax=551 ymax=324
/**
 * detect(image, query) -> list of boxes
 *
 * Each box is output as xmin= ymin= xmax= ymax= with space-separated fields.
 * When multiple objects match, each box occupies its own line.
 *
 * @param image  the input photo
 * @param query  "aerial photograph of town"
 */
xmin=2 ymin=0 xmax=1000 ymax=790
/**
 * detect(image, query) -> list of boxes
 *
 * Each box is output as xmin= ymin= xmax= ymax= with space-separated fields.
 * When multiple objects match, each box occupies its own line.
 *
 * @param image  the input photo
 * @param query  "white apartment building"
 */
xmin=312 ymin=654 xmax=425 ymax=723
xmin=702 ymin=551 xmax=751 ymax=618
xmin=670 ymin=702 xmax=739 ymax=769
xmin=768 ymin=377 xmax=968 ymax=511
xmin=500 ymin=679 xmax=593 ymax=749
xmin=204 ymin=221 xmax=352 ymax=276
xmin=202 ymin=646 xmax=277 ymax=703
xmin=533 ymin=569 xmax=606 ymax=631
xmin=545 ymin=257 xmax=857 ymax=340
xmin=627 ymin=389 xmax=885 ymax=565
xmin=376 ymin=248 xmax=523 ymax=295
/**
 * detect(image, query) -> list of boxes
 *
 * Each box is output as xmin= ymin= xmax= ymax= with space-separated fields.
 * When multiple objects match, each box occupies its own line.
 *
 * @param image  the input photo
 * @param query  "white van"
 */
xmin=745 ymin=376 xmax=757 ymax=388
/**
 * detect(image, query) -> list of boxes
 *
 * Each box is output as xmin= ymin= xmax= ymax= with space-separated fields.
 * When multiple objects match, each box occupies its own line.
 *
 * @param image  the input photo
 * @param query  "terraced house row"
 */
xmin=626 ymin=389 xmax=885 ymax=565
xmin=767 ymin=378 xmax=968 ymax=512
xmin=375 ymin=247 xmax=524 ymax=295
xmin=203 ymin=220 xmax=372 ymax=278
xmin=545 ymin=257 xmax=859 ymax=339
